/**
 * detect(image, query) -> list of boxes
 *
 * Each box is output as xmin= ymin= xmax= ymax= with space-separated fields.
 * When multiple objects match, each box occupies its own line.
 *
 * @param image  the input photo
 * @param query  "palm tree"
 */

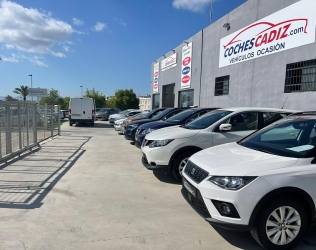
xmin=13 ymin=85 xmax=29 ymax=101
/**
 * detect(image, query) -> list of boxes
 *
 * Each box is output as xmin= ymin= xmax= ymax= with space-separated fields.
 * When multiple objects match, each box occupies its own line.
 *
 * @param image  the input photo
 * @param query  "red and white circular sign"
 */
xmin=182 ymin=57 xmax=191 ymax=66
xmin=154 ymin=83 xmax=158 ymax=89
xmin=182 ymin=75 xmax=190 ymax=84
xmin=154 ymin=72 xmax=158 ymax=77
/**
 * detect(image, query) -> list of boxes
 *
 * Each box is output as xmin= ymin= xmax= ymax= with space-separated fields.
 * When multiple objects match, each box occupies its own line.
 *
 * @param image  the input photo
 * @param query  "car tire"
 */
xmin=172 ymin=150 xmax=196 ymax=182
xmin=250 ymin=197 xmax=308 ymax=250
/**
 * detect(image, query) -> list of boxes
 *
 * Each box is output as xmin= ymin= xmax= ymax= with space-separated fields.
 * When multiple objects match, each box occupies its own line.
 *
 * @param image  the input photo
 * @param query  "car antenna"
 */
xmin=281 ymin=97 xmax=288 ymax=109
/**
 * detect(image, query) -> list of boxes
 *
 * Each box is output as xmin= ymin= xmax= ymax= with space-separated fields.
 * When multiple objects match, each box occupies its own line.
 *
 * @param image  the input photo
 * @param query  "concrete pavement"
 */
xmin=0 ymin=121 xmax=315 ymax=250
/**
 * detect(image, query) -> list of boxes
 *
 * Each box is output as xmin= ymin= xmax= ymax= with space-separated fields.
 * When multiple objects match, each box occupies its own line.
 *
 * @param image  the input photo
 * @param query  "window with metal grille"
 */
xmin=285 ymin=59 xmax=316 ymax=93
xmin=215 ymin=75 xmax=229 ymax=96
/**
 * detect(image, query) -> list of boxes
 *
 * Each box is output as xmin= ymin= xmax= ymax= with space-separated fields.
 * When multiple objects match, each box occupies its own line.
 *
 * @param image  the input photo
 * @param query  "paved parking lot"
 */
xmin=0 ymin=121 xmax=315 ymax=250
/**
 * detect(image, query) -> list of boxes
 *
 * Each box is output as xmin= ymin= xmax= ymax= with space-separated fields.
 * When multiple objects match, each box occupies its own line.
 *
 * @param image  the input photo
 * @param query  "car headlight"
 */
xmin=149 ymin=139 xmax=174 ymax=148
xmin=209 ymin=176 xmax=257 ymax=191
xmin=142 ymin=128 xmax=155 ymax=134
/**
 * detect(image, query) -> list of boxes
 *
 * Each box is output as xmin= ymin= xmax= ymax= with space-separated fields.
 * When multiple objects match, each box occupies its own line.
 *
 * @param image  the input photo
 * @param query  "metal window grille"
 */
xmin=284 ymin=59 xmax=316 ymax=93
xmin=215 ymin=75 xmax=230 ymax=96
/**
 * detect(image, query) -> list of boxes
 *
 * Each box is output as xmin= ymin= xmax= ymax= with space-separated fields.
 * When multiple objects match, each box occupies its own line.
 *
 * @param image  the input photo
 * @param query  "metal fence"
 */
xmin=0 ymin=101 xmax=60 ymax=163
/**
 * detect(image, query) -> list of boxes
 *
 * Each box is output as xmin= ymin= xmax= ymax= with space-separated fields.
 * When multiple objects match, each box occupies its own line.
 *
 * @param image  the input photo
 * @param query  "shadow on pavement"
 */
xmin=74 ymin=122 xmax=113 ymax=129
xmin=153 ymin=171 xmax=181 ymax=185
xmin=212 ymin=226 xmax=262 ymax=250
xmin=0 ymin=135 xmax=91 ymax=209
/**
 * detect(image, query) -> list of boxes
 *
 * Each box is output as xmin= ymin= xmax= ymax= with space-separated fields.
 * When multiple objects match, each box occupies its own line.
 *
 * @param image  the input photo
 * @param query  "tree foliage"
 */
xmin=61 ymin=96 xmax=70 ymax=110
xmin=105 ymin=98 xmax=116 ymax=108
xmin=39 ymin=89 xmax=63 ymax=106
xmin=5 ymin=95 xmax=19 ymax=101
xmin=84 ymin=88 xmax=106 ymax=108
xmin=114 ymin=89 xmax=139 ymax=110
xmin=13 ymin=85 xmax=29 ymax=101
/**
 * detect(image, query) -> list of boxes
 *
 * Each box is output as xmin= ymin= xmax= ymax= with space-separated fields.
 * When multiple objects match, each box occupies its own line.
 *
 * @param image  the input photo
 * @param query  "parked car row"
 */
xmin=108 ymin=107 xmax=316 ymax=250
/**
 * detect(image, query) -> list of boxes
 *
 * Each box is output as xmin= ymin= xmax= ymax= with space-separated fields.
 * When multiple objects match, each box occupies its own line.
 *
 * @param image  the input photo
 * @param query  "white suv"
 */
xmin=141 ymin=108 xmax=297 ymax=181
xmin=182 ymin=112 xmax=316 ymax=250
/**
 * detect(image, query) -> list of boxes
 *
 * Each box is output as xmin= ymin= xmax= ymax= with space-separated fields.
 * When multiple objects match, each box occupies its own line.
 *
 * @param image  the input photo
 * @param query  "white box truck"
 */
xmin=68 ymin=97 xmax=95 ymax=126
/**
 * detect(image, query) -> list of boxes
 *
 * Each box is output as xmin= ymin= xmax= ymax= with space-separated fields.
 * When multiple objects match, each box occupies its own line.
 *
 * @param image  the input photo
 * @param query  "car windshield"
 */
xmin=239 ymin=117 xmax=316 ymax=158
xmin=131 ymin=113 xmax=143 ymax=118
xmin=151 ymin=109 xmax=173 ymax=120
xmin=142 ymin=109 xmax=158 ymax=118
xmin=184 ymin=110 xmax=232 ymax=129
xmin=166 ymin=110 xmax=196 ymax=123
xmin=99 ymin=108 xmax=110 ymax=112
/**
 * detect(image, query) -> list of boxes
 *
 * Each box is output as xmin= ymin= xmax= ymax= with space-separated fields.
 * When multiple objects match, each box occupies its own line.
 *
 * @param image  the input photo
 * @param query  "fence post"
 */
xmin=51 ymin=106 xmax=53 ymax=138
xmin=26 ymin=103 xmax=29 ymax=147
xmin=18 ymin=102 xmax=22 ymax=150
xmin=33 ymin=104 xmax=37 ymax=144
xmin=57 ymin=105 xmax=61 ymax=136
xmin=6 ymin=103 xmax=12 ymax=155
xmin=44 ymin=103 xmax=48 ymax=131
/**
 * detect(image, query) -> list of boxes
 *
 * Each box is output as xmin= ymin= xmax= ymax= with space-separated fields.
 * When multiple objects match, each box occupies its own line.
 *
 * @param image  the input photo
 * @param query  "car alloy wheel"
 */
xmin=251 ymin=197 xmax=307 ymax=250
xmin=266 ymin=206 xmax=301 ymax=245
xmin=172 ymin=150 xmax=197 ymax=182
xmin=178 ymin=157 xmax=189 ymax=177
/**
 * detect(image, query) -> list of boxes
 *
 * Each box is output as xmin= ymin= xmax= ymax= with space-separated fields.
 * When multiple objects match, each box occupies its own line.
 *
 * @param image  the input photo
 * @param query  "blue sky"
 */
xmin=0 ymin=0 xmax=247 ymax=99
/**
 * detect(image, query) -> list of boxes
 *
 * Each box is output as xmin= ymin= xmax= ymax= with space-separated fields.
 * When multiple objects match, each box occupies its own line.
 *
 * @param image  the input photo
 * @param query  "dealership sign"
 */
xmin=219 ymin=0 xmax=316 ymax=68
xmin=153 ymin=62 xmax=159 ymax=93
xmin=181 ymin=42 xmax=192 ymax=89
xmin=161 ymin=53 xmax=177 ymax=71
xmin=29 ymin=88 xmax=48 ymax=97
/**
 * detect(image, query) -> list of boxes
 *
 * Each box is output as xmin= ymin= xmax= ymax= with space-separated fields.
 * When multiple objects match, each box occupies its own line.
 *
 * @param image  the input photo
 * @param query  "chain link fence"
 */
xmin=0 ymin=101 xmax=60 ymax=163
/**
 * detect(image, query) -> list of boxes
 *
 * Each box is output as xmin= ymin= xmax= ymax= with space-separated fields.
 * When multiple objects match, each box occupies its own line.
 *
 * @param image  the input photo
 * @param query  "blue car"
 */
xmin=134 ymin=108 xmax=218 ymax=148
xmin=125 ymin=108 xmax=187 ymax=143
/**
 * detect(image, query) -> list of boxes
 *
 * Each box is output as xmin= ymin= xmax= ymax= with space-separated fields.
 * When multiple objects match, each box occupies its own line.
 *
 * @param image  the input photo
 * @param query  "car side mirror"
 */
xmin=162 ymin=117 xmax=167 ymax=121
xmin=219 ymin=124 xmax=232 ymax=132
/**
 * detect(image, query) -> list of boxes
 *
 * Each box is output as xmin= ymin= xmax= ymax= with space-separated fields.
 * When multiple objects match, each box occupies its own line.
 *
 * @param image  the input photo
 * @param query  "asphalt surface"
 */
xmin=0 ymin=121 xmax=315 ymax=250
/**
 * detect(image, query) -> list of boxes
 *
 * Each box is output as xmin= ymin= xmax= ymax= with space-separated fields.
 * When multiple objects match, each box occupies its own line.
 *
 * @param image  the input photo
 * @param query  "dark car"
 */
xmin=121 ymin=108 xmax=166 ymax=134
xmin=95 ymin=108 xmax=120 ymax=121
xmin=124 ymin=107 xmax=188 ymax=144
xmin=135 ymin=108 xmax=218 ymax=148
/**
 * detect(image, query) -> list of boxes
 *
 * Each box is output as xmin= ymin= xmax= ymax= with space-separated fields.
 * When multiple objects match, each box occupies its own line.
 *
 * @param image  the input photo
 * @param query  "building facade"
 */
xmin=139 ymin=95 xmax=151 ymax=111
xmin=151 ymin=0 xmax=316 ymax=111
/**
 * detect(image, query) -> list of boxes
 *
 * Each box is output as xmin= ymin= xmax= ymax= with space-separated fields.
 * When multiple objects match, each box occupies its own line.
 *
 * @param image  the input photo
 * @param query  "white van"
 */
xmin=69 ymin=98 xmax=95 ymax=126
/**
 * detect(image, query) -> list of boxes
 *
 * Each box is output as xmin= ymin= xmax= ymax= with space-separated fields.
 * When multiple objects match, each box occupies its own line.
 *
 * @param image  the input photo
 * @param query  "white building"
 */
xmin=139 ymin=95 xmax=151 ymax=111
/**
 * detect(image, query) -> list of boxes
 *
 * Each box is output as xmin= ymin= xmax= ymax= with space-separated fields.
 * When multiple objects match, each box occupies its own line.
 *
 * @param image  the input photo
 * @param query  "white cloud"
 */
xmin=92 ymin=22 xmax=107 ymax=32
xmin=0 ymin=0 xmax=74 ymax=58
xmin=172 ymin=0 xmax=212 ymax=12
xmin=1 ymin=53 xmax=48 ymax=67
xmin=114 ymin=18 xmax=127 ymax=27
xmin=73 ymin=17 xmax=84 ymax=26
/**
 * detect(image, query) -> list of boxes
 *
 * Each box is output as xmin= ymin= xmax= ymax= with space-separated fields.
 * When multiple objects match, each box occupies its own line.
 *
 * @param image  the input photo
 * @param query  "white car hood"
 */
xmin=115 ymin=118 xmax=126 ymax=123
xmin=109 ymin=114 xmax=121 ymax=119
xmin=146 ymin=126 xmax=200 ymax=140
xmin=189 ymin=143 xmax=298 ymax=176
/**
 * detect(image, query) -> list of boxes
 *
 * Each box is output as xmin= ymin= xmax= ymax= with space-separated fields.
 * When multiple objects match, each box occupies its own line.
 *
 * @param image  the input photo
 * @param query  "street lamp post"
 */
xmin=80 ymin=86 xmax=83 ymax=97
xmin=28 ymin=74 xmax=33 ymax=102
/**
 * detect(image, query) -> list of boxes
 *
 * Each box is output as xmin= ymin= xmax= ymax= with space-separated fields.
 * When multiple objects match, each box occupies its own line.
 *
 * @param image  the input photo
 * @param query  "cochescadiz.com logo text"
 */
xmin=223 ymin=19 xmax=307 ymax=65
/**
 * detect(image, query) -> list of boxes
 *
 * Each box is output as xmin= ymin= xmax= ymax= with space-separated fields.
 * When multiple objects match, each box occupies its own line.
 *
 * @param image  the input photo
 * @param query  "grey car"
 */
xmin=95 ymin=108 xmax=120 ymax=121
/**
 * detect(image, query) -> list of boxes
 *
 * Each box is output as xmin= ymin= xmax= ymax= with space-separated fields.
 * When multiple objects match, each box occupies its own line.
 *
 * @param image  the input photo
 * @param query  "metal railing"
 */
xmin=0 ymin=101 xmax=60 ymax=163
